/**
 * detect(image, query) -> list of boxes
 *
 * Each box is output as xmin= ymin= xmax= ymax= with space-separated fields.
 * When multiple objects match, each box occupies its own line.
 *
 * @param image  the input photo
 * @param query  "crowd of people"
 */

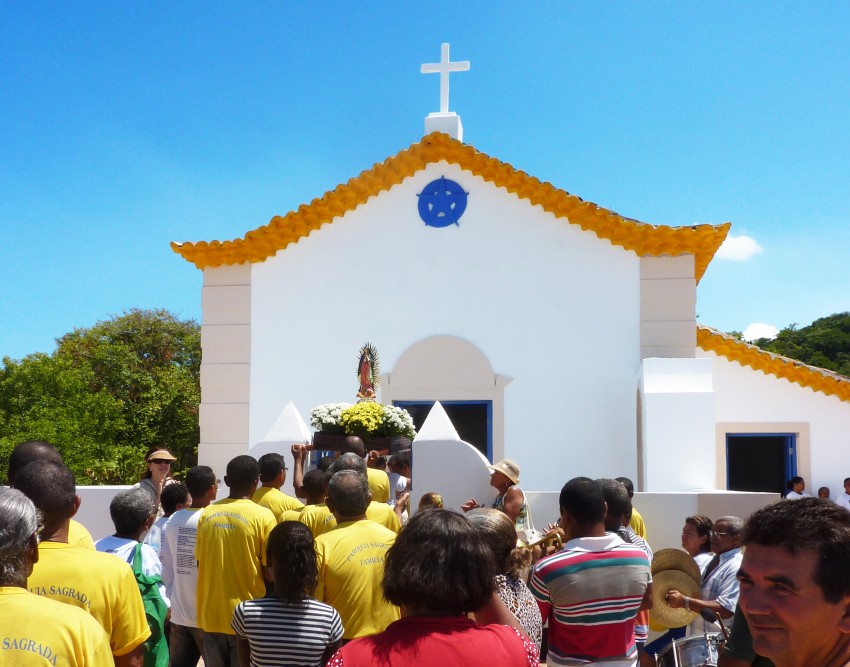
xmin=2 ymin=438 xmax=850 ymax=667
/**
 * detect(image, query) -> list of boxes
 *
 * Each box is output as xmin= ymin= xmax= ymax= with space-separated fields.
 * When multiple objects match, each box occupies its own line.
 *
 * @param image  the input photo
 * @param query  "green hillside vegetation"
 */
xmin=0 ymin=309 xmax=200 ymax=485
xmin=751 ymin=312 xmax=850 ymax=378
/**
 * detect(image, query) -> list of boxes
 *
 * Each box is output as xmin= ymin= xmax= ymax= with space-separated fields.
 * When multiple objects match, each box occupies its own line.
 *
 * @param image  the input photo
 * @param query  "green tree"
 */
xmin=750 ymin=313 xmax=850 ymax=377
xmin=0 ymin=309 xmax=200 ymax=484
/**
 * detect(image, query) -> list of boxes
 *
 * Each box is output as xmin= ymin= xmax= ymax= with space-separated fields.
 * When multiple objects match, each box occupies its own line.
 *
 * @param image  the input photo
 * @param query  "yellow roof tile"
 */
xmin=697 ymin=325 xmax=850 ymax=404
xmin=172 ymin=132 xmax=730 ymax=281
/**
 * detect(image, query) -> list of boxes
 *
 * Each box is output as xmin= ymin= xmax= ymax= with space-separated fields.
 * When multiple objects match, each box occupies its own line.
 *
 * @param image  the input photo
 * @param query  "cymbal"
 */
xmin=651 ymin=548 xmax=701 ymax=584
xmin=650 ymin=569 xmax=700 ymax=629
xmin=648 ymin=617 xmax=668 ymax=633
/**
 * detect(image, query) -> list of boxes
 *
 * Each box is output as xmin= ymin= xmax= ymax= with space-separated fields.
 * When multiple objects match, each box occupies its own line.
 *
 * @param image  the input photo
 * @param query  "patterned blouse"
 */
xmin=494 ymin=573 xmax=543 ymax=650
xmin=492 ymin=487 xmax=529 ymax=532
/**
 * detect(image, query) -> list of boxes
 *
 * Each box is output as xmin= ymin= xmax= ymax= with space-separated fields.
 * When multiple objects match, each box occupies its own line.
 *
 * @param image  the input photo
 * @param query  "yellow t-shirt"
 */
xmin=26 ymin=541 xmax=150 ymax=657
xmin=252 ymin=487 xmax=304 ymax=521
xmin=366 ymin=468 xmax=390 ymax=503
xmin=278 ymin=506 xmax=306 ymax=523
xmin=195 ymin=498 xmax=277 ymax=634
xmin=630 ymin=506 xmax=647 ymax=540
xmin=0 ymin=587 xmax=113 ymax=666
xmin=299 ymin=502 xmax=400 ymax=536
xmin=365 ymin=501 xmax=401 ymax=533
xmin=314 ymin=519 xmax=400 ymax=639
xmin=68 ymin=520 xmax=95 ymax=550
xmin=299 ymin=503 xmax=337 ymax=538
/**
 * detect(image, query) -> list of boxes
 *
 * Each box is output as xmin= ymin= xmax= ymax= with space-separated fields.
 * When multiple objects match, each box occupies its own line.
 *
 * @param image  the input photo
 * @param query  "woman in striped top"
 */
xmin=232 ymin=522 xmax=344 ymax=667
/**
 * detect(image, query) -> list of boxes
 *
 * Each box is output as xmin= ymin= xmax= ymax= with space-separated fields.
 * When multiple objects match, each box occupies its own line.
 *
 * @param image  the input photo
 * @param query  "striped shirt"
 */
xmin=231 ymin=597 xmax=344 ymax=667
xmin=616 ymin=527 xmax=652 ymax=643
xmin=530 ymin=534 xmax=651 ymax=666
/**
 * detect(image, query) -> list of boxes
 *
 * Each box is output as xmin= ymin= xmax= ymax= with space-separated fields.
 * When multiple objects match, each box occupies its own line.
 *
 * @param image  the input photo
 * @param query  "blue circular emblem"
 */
xmin=417 ymin=177 xmax=468 ymax=227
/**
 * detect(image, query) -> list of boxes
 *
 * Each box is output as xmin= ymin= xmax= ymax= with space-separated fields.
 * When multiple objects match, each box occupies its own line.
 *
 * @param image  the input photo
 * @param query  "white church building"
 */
xmin=171 ymin=46 xmax=850 ymax=519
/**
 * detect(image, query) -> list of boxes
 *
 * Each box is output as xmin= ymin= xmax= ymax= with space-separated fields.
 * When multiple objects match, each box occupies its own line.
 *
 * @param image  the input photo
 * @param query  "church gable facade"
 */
xmin=174 ymin=132 xmax=850 ymax=497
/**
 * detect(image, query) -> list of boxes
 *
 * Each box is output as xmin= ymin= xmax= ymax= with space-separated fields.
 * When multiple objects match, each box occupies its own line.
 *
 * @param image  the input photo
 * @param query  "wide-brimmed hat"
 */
xmin=488 ymin=459 xmax=520 ymax=485
xmin=147 ymin=450 xmax=177 ymax=463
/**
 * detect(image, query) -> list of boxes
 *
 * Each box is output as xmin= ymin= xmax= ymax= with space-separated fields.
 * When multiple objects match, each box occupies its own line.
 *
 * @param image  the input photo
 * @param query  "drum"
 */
xmin=656 ymin=633 xmax=722 ymax=667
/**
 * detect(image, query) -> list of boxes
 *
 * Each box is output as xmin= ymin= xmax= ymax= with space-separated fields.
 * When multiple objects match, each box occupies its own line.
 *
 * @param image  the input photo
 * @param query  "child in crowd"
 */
xmin=418 ymin=492 xmax=443 ymax=510
xmin=145 ymin=482 xmax=190 ymax=554
xmin=232 ymin=522 xmax=344 ymax=667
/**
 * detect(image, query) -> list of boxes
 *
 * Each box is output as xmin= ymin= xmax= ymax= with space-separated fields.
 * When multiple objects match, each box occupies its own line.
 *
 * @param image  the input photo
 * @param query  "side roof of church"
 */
xmin=698 ymin=325 xmax=850 ymax=404
xmin=171 ymin=132 xmax=729 ymax=282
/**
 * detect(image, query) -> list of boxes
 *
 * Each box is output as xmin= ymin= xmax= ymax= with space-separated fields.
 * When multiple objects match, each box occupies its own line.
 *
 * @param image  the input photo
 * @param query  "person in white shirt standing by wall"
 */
xmin=161 ymin=466 xmax=218 ymax=667
xmin=836 ymin=478 xmax=850 ymax=511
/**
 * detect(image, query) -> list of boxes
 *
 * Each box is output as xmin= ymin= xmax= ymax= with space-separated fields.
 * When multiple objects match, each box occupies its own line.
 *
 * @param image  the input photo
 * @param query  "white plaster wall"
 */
xmin=68 ymin=485 xmax=228 ymax=543
xmin=75 ymin=486 xmax=126 ymax=542
xmin=249 ymin=161 xmax=642 ymax=492
xmin=199 ymin=263 xmax=252 ymax=478
xmin=640 ymin=358 xmax=717 ymax=492
xmin=698 ymin=349 xmax=850 ymax=498
xmin=412 ymin=438 xmax=493 ymax=517
xmin=518 ymin=490 xmax=778 ymax=552
xmin=639 ymin=255 xmax=697 ymax=359
xmin=69 ymin=486 xmax=774 ymax=551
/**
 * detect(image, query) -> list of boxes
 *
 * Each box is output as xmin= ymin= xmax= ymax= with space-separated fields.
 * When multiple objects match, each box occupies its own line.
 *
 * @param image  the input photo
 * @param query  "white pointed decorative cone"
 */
xmin=414 ymin=400 xmax=461 ymax=442
xmin=412 ymin=401 xmax=493 ymax=516
xmin=249 ymin=401 xmax=312 ymax=497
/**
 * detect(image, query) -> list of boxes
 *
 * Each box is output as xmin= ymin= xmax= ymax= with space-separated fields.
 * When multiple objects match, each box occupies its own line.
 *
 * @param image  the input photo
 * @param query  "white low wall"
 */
xmin=72 ymin=485 xmax=778 ymax=547
xmin=76 ymin=484 xmax=228 ymax=542
xmin=525 ymin=489 xmax=779 ymax=551
xmin=75 ymin=486 xmax=128 ymax=542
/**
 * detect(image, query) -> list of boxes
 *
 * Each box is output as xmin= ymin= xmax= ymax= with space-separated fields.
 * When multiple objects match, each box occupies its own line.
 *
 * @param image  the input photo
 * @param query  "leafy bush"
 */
xmin=0 ymin=309 xmax=200 ymax=485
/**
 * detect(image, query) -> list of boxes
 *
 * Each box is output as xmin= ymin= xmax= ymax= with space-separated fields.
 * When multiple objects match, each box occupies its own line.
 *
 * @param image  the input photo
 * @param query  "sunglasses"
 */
xmin=149 ymin=459 xmax=173 ymax=465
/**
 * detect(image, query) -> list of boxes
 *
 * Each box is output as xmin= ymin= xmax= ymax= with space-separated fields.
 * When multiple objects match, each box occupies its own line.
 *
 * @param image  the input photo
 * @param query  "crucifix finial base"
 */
xmin=425 ymin=112 xmax=463 ymax=142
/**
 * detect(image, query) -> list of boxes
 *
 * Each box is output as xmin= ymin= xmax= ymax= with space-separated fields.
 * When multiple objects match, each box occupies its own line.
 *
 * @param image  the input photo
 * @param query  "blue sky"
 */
xmin=2 ymin=3 xmax=849 ymax=359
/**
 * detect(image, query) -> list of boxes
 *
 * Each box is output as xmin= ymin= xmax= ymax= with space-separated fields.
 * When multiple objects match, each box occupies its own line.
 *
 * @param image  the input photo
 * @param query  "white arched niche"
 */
xmin=381 ymin=335 xmax=512 ymax=462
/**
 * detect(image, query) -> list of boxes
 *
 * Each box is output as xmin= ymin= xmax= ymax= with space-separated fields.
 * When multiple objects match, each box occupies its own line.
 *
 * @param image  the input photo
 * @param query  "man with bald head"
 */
xmin=314 ymin=469 xmax=399 ymax=641
xmin=340 ymin=436 xmax=391 ymax=503
xmin=332 ymin=453 xmax=400 ymax=532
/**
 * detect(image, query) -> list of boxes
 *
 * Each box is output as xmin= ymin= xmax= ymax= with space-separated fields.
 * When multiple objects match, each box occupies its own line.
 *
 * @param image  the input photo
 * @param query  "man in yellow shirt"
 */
xmin=299 ymin=501 xmax=338 ymax=537
xmin=0 ymin=487 xmax=113 ymax=667
xmin=281 ymin=468 xmax=324 ymax=523
xmin=616 ymin=476 xmax=648 ymax=539
xmin=315 ymin=470 xmax=400 ymax=640
xmin=252 ymin=452 xmax=304 ymax=520
xmin=300 ymin=455 xmax=401 ymax=536
xmin=341 ymin=436 xmax=391 ymax=503
xmin=338 ymin=454 xmax=401 ymax=528
xmin=15 ymin=460 xmax=149 ymax=666
xmin=196 ymin=455 xmax=276 ymax=667
xmin=7 ymin=439 xmax=95 ymax=550
xmin=291 ymin=437 xmax=390 ymax=503
xmin=297 ymin=466 xmax=336 ymax=538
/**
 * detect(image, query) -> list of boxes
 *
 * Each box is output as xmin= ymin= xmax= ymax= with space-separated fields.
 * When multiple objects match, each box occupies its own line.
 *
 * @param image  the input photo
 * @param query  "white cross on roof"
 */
xmin=421 ymin=43 xmax=470 ymax=114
